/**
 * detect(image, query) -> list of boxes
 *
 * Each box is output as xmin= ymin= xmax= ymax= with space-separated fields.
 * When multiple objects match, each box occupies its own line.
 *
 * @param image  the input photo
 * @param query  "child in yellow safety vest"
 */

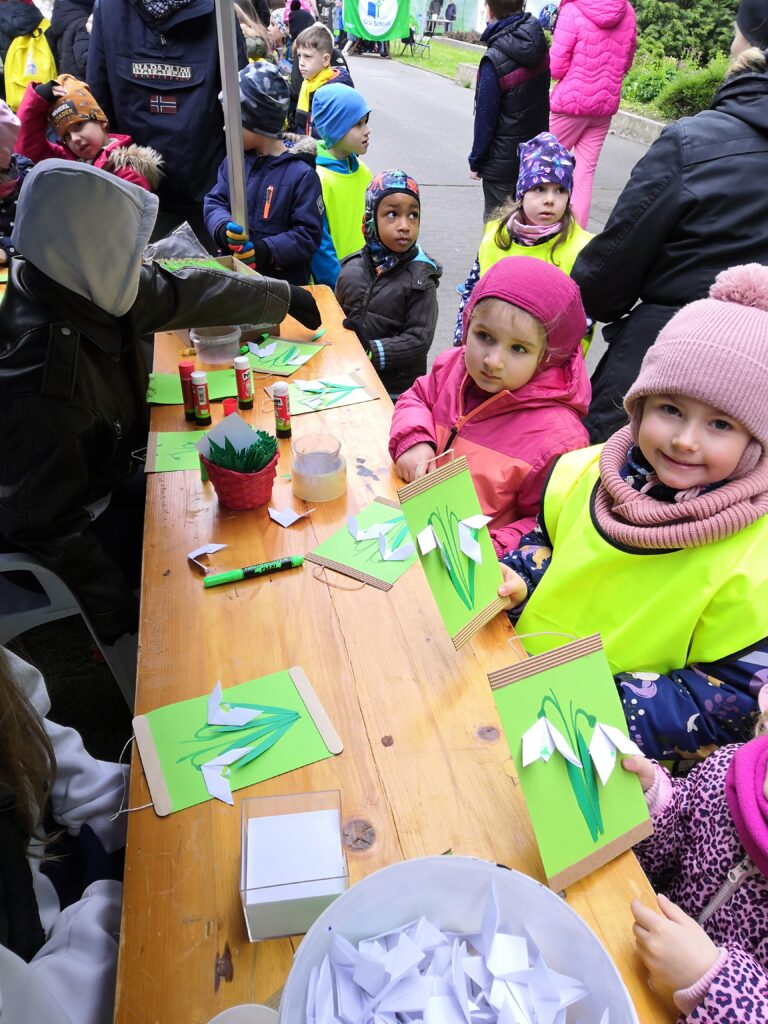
xmin=499 ymin=264 xmax=768 ymax=762
xmin=454 ymin=132 xmax=592 ymax=345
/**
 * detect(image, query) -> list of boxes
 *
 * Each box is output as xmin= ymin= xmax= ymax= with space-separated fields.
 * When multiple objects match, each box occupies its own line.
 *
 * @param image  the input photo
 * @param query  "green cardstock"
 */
xmin=275 ymin=374 xmax=378 ymax=416
xmin=156 ymin=257 xmax=230 ymax=273
xmin=147 ymin=369 xmax=238 ymax=404
xmin=489 ymin=636 xmax=653 ymax=891
xmin=248 ymin=340 xmax=322 ymax=377
xmin=308 ymin=499 xmax=416 ymax=588
xmin=399 ymin=457 xmax=506 ymax=647
xmin=136 ymin=670 xmax=335 ymax=814
xmin=146 ymin=431 xmax=208 ymax=472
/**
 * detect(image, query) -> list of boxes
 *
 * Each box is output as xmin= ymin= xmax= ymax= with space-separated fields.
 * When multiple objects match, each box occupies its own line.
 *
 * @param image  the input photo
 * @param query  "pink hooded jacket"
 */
xmin=550 ymin=0 xmax=637 ymax=118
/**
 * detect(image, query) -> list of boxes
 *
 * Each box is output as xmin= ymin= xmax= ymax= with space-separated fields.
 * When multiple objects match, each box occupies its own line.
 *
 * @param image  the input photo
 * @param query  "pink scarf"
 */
xmin=594 ymin=426 xmax=768 ymax=549
xmin=726 ymin=736 xmax=768 ymax=878
xmin=506 ymin=210 xmax=562 ymax=247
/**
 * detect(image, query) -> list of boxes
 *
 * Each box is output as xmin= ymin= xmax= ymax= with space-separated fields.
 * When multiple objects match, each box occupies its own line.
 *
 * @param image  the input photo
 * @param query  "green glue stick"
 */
xmin=203 ymin=555 xmax=304 ymax=589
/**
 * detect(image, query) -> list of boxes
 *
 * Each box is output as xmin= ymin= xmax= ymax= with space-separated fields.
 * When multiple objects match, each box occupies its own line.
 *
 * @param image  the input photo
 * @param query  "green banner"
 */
xmin=343 ymin=0 xmax=410 ymax=40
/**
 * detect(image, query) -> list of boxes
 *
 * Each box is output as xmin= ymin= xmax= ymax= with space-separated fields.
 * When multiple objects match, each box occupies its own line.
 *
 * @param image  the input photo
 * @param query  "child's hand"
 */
xmin=498 ymin=563 xmax=527 ymax=605
xmin=395 ymin=443 xmax=434 ymax=482
xmin=52 ymin=85 xmax=68 ymax=98
xmin=226 ymin=222 xmax=256 ymax=266
xmin=468 ymin=169 xmax=480 ymax=180
xmin=632 ymin=895 xmax=720 ymax=996
xmin=622 ymin=754 xmax=656 ymax=792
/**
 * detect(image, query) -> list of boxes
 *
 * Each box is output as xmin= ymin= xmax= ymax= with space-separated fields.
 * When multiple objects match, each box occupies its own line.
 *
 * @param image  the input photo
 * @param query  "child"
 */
xmin=455 ymin=132 xmax=592 ymax=344
xmin=14 ymin=74 xmax=163 ymax=192
xmin=468 ymin=0 xmax=550 ymax=220
xmin=292 ymin=22 xmax=352 ymax=137
xmin=335 ymin=169 xmax=442 ymax=399
xmin=310 ymin=82 xmax=372 ymax=288
xmin=0 ymin=647 xmax=127 ymax=1024
xmin=499 ymin=264 xmax=768 ymax=761
xmin=0 ymin=160 xmax=320 ymax=646
xmin=203 ymin=62 xmax=323 ymax=286
xmin=0 ymin=101 xmax=32 ymax=265
xmin=622 ymin=692 xmax=768 ymax=1022
xmin=389 ymin=255 xmax=590 ymax=555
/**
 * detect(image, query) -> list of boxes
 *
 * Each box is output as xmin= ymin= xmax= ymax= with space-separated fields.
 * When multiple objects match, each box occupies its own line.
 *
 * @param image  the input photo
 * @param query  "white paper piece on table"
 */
xmin=188 ymin=542 xmax=227 ymax=561
xmin=200 ymin=746 xmax=253 ymax=805
xmin=207 ymin=681 xmax=262 ymax=727
xmin=457 ymin=514 xmax=492 ymax=564
xmin=521 ymin=716 xmax=582 ymax=768
xmin=195 ymin=411 xmax=262 ymax=460
xmin=348 ymin=516 xmax=398 ymax=542
xmin=268 ymin=506 xmax=315 ymax=529
xmin=249 ymin=340 xmax=277 ymax=358
xmin=377 ymin=531 xmax=416 ymax=562
xmin=588 ymin=722 xmax=643 ymax=785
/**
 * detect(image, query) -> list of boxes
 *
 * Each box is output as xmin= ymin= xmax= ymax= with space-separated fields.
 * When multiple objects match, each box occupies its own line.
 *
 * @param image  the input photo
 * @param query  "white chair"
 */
xmin=0 ymin=551 xmax=136 ymax=706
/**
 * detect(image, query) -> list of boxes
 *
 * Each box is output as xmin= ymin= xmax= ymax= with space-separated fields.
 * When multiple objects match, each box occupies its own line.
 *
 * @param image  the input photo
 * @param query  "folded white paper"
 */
xmin=207 ymin=681 xmax=262 ymax=728
xmin=268 ymin=506 xmax=315 ymax=528
xmin=249 ymin=340 xmax=277 ymax=358
xmin=521 ymin=717 xmax=582 ymax=768
xmin=588 ymin=722 xmax=643 ymax=786
xmin=200 ymin=745 xmax=253 ymax=804
xmin=377 ymin=532 xmax=416 ymax=562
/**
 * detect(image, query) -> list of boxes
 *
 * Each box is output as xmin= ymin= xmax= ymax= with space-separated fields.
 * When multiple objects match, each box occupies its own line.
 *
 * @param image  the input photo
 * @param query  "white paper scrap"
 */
xmin=486 ymin=933 xmax=529 ymax=978
xmin=195 ymin=411 xmax=262 ymax=460
xmin=457 ymin=514 xmax=492 ymax=564
xmin=249 ymin=340 xmax=277 ymax=358
xmin=200 ymin=746 xmax=253 ymax=805
xmin=588 ymin=722 xmax=643 ymax=785
xmin=521 ymin=716 xmax=582 ymax=768
xmin=268 ymin=506 xmax=315 ymax=528
xmin=187 ymin=542 xmax=227 ymax=561
xmin=378 ymin=531 xmax=416 ymax=562
xmin=207 ymin=681 xmax=262 ymax=727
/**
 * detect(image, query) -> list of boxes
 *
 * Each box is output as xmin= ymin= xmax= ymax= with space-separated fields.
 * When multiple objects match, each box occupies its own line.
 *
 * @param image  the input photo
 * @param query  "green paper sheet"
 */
xmin=156 ymin=257 xmax=231 ymax=272
xmin=490 ymin=639 xmax=652 ymax=889
xmin=147 ymin=369 xmax=238 ymax=404
xmin=278 ymin=375 xmax=378 ymax=416
xmin=400 ymin=461 xmax=504 ymax=641
xmin=146 ymin=430 xmax=208 ymax=472
xmin=248 ymin=340 xmax=322 ymax=377
xmin=309 ymin=500 xmax=416 ymax=587
xmin=137 ymin=670 xmax=334 ymax=814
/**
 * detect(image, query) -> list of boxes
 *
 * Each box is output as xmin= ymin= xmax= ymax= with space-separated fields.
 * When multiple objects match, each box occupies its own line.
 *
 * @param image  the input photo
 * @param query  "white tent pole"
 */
xmin=214 ymin=0 xmax=248 ymax=234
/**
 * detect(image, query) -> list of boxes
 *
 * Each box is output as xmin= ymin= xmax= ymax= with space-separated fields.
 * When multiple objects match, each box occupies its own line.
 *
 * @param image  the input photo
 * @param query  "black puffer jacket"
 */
xmin=335 ymin=248 xmax=442 ymax=398
xmin=48 ymin=0 xmax=93 ymax=78
xmin=0 ymin=258 xmax=289 ymax=643
xmin=572 ymin=64 xmax=768 ymax=442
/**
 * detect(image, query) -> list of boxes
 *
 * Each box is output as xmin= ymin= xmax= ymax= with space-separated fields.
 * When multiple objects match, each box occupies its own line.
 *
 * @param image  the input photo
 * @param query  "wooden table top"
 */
xmin=115 ymin=286 xmax=671 ymax=1023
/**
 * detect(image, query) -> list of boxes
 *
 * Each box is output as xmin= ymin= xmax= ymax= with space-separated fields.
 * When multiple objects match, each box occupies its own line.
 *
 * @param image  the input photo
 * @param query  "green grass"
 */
xmin=392 ymin=38 xmax=482 ymax=80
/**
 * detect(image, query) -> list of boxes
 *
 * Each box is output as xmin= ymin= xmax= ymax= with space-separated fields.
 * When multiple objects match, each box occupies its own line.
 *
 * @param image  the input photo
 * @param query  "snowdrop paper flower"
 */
xmin=521 ymin=716 xmax=582 ymax=768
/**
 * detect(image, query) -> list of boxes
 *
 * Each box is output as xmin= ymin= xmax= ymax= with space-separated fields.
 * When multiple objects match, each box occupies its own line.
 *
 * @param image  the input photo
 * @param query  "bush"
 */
xmin=634 ymin=0 xmax=734 ymax=65
xmin=656 ymin=54 xmax=729 ymax=119
xmin=622 ymin=52 xmax=678 ymax=104
xmin=447 ymin=29 xmax=481 ymax=44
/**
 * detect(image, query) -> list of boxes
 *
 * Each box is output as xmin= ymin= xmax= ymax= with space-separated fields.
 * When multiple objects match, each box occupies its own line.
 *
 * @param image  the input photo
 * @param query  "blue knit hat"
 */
xmin=515 ymin=132 xmax=575 ymax=200
xmin=312 ymin=84 xmax=370 ymax=148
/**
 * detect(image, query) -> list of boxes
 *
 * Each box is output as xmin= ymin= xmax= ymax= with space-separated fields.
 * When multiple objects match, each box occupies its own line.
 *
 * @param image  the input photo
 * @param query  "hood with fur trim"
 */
xmin=106 ymin=143 xmax=164 ymax=191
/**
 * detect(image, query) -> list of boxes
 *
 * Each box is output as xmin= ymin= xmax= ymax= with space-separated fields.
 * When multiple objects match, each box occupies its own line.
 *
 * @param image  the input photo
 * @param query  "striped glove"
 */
xmin=225 ymin=221 xmax=256 ymax=268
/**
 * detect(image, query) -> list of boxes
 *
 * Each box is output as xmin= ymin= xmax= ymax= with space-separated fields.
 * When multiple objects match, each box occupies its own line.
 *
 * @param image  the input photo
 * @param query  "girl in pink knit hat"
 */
xmin=500 ymin=263 xmax=768 ymax=765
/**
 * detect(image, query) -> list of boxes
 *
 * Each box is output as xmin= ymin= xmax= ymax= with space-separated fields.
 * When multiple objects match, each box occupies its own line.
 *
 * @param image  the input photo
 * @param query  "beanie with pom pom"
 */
xmin=624 ymin=263 xmax=768 ymax=476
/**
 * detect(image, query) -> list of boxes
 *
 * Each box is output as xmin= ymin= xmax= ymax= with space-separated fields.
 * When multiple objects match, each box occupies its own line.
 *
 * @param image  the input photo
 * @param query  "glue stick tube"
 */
xmin=272 ymin=381 xmax=291 ymax=438
xmin=233 ymin=355 xmax=254 ymax=410
xmin=191 ymin=370 xmax=212 ymax=426
xmin=179 ymin=360 xmax=196 ymax=421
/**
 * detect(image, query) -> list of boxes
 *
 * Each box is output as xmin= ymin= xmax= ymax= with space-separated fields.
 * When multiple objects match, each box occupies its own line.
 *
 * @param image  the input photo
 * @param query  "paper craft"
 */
xmin=200 ymin=746 xmax=253 ymax=805
xmin=305 ymin=882 xmax=603 ymax=1024
xmin=306 ymin=498 xmax=417 ymax=591
xmin=145 ymin=430 xmax=209 ymax=472
xmin=488 ymin=635 xmax=653 ymax=891
xmin=268 ymin=506 xmax=314 ymax=528
xmin=207 ymin=681 xmax=262 ymax=727
xmin=132 ymin=667 xmax=343 ymax=815
xmin=194 ymin=410 xmax=260 ymax=461
xmin=266 ymin=373 xmax=379 ymax=416
xmin=399 ymin=457 xmax=508 ymax=650
xmin=378 ymin=532 xmax=416 ymax=562
xmin=147 ymin=369 xmax=238 ymax=405
xmin=248 ymin=338 xmax=322 ymax=376
xmin=187 ymin=542 xmax=227 ymax=573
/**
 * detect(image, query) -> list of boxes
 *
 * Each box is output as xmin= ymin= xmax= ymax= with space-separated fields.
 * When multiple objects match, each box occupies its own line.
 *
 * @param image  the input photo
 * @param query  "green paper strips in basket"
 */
xmin=196 ymin=413 xmax=278 ymax=510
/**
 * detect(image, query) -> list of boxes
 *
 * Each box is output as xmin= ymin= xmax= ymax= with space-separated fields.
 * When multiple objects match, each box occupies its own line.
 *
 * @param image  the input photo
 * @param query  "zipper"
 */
xmin=437 ymin=373 xmax=509 ymax=456
xmin=159 ymin=32 xmax=167 ymax=46
xmin=697 ymin=855 xmax=759 ymax=926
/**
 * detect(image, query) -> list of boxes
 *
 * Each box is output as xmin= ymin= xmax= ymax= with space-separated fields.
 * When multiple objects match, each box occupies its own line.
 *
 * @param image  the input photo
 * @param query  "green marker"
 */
xmin=203 ymin=555 xmax=303 ymax=588
xmin=310 ymin=327 xmax=326 ymax=342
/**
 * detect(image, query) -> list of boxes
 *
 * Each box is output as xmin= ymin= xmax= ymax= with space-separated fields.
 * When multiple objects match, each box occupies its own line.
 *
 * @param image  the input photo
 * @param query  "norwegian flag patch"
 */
xmin=149 ymin=94 xmax=177 ymax=115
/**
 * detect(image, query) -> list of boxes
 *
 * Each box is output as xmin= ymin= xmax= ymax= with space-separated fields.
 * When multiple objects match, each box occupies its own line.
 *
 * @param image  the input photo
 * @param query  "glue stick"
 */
xmin=191 ymin=370 xmax=212 ymax=426
xmin=178 ymin=360 xmax=196 ymax=421
xmin=272 ymin=381 xmax=291 ymax=438
xmin=233 ymin=355 xmax=254 ymax=410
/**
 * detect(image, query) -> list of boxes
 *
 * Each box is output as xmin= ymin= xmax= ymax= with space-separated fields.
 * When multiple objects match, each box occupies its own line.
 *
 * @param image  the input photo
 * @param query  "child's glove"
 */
xmin=34 ymin=80 xmax=58 ymax=103
xmin=226 ymin=221 xmax=256 ymax=267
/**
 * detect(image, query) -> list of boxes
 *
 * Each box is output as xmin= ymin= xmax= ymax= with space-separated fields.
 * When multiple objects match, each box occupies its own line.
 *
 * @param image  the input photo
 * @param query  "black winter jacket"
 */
xmin=335 ymin=248 xmax=442 ymax=398
xmin=0 ymin=258 xmax=289 ymax=643
xmin=475 ymin=14 xmax=550 ymax=184
xmin=48 ymin=0 xmax=93 ymax=78
xmin=572 ymin=67 xmax=768 ymax=442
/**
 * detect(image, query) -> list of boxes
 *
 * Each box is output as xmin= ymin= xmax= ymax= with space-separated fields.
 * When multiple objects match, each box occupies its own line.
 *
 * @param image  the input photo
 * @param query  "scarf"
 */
xmin=506 ymin=209 xmax=562 ymax=247
xmin=297 ymin=66 xmax=336 ymax=122
xmin=137 ymin=0 xmax=193 ymax=23
xmin=726 ymin=736 xmax=768 ymax=878
xmin=593 ymin=425 xmax=768 ymax=549
xmin=362 ymin=168 xmax=421 ymax=277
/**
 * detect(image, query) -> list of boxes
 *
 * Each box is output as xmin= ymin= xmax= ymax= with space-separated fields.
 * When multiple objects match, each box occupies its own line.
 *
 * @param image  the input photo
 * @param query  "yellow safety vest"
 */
xmin=478 ymin=218 xmax=592 ymax=277
xmin=517 ymin=446 xmax=768 ymax=674
xmin=316 ymin=149 xmax=372 ymax=263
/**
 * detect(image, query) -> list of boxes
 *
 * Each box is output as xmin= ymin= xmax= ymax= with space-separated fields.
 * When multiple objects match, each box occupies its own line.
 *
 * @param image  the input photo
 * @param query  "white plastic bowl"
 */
xmin=190 ymin=325 xmax=242 ymax=365
xmin=279 ymin=856 xmax=638 ymax=1023
xmin=208 ymin=1006 xmax=277 ymax=1023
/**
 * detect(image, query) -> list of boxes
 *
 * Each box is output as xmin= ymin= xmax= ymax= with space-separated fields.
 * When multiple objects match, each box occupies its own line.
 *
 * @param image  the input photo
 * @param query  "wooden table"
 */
xmin=115 ymin=286 xmax=671 ymax=1023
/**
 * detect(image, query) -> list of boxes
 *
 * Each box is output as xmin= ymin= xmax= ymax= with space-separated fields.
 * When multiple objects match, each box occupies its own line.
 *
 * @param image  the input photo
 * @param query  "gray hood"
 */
xmin=12 ymin=160 xmax=159 ymax=317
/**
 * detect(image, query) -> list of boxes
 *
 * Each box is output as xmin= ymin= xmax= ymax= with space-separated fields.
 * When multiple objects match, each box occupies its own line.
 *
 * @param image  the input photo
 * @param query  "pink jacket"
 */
xmin=549 ymin=0 xmax=637 ymax=117
xmin=389 ymin=346 xmax=590 ymax=555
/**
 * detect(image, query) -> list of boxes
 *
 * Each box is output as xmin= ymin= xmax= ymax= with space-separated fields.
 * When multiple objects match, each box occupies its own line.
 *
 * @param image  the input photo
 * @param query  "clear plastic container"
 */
xmin=189 ymin=325 xmax=242 ymax=365
xmin=291 ymin=434 xmax=346 ymax=502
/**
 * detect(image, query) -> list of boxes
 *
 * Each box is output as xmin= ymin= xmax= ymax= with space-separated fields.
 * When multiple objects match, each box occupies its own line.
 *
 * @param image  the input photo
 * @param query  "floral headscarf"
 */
xmin=362 ymin=168 xmax=420 ymax=277
xmin=515 ymin=132 xmax=575 ymax=200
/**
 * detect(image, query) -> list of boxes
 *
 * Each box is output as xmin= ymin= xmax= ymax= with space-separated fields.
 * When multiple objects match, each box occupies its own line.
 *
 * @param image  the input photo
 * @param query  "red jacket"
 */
xmin=389 ymin=346 xmax=591 ymax=555
xmin=15 ymin=84 xmax=162 ymax=192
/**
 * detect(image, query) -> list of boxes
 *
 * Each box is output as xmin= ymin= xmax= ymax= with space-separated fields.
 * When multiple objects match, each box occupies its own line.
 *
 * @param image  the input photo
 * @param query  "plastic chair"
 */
xmin=0 ymin=551 xmax=137 ymax=706
xmin=397 ymin=19 xmax=431 ymax=58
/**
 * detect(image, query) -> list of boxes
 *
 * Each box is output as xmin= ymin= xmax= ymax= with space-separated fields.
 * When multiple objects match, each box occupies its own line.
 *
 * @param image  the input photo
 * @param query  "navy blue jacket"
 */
xmin=204 ymin=146 xmax=324 ymax=286
xmin=87 ymin=0 xmax=247 ymax=212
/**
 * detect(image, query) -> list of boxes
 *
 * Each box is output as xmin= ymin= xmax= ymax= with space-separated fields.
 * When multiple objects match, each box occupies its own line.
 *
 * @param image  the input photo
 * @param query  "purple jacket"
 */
xmin=635 ymin=747 xmax=768 ymax=1023
xmin=549 ymin=0 xmax=636 ymax=117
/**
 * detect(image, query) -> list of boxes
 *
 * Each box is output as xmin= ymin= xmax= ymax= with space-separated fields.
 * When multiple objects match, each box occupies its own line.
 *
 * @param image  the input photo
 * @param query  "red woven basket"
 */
xmin=200 ymin=452 xmax=278 ymax=510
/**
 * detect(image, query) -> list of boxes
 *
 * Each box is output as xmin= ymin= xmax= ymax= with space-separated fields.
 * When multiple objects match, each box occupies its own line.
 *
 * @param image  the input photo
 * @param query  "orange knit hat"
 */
xmin=48 ymin=75 xmax=108 ymax=138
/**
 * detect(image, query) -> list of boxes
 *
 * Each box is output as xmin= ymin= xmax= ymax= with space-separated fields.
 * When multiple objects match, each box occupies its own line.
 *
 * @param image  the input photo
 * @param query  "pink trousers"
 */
xmin=548 ymin=112 xmax=613 ymax=229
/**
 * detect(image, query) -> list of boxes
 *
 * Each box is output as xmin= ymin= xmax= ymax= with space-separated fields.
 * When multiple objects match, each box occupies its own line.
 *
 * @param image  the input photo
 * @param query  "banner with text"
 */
xmin=343 ymin=0 xmax=410 ymax=40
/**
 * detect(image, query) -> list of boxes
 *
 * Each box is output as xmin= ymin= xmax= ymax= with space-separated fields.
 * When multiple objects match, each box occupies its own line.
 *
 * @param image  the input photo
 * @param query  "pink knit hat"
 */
xmin=624 ymin=264 xmax=768 ymax=476
xmin=461 ymin=255 xmax=586 ymax=365
xmin=0 ymin=101 xmax=20 ymax=169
